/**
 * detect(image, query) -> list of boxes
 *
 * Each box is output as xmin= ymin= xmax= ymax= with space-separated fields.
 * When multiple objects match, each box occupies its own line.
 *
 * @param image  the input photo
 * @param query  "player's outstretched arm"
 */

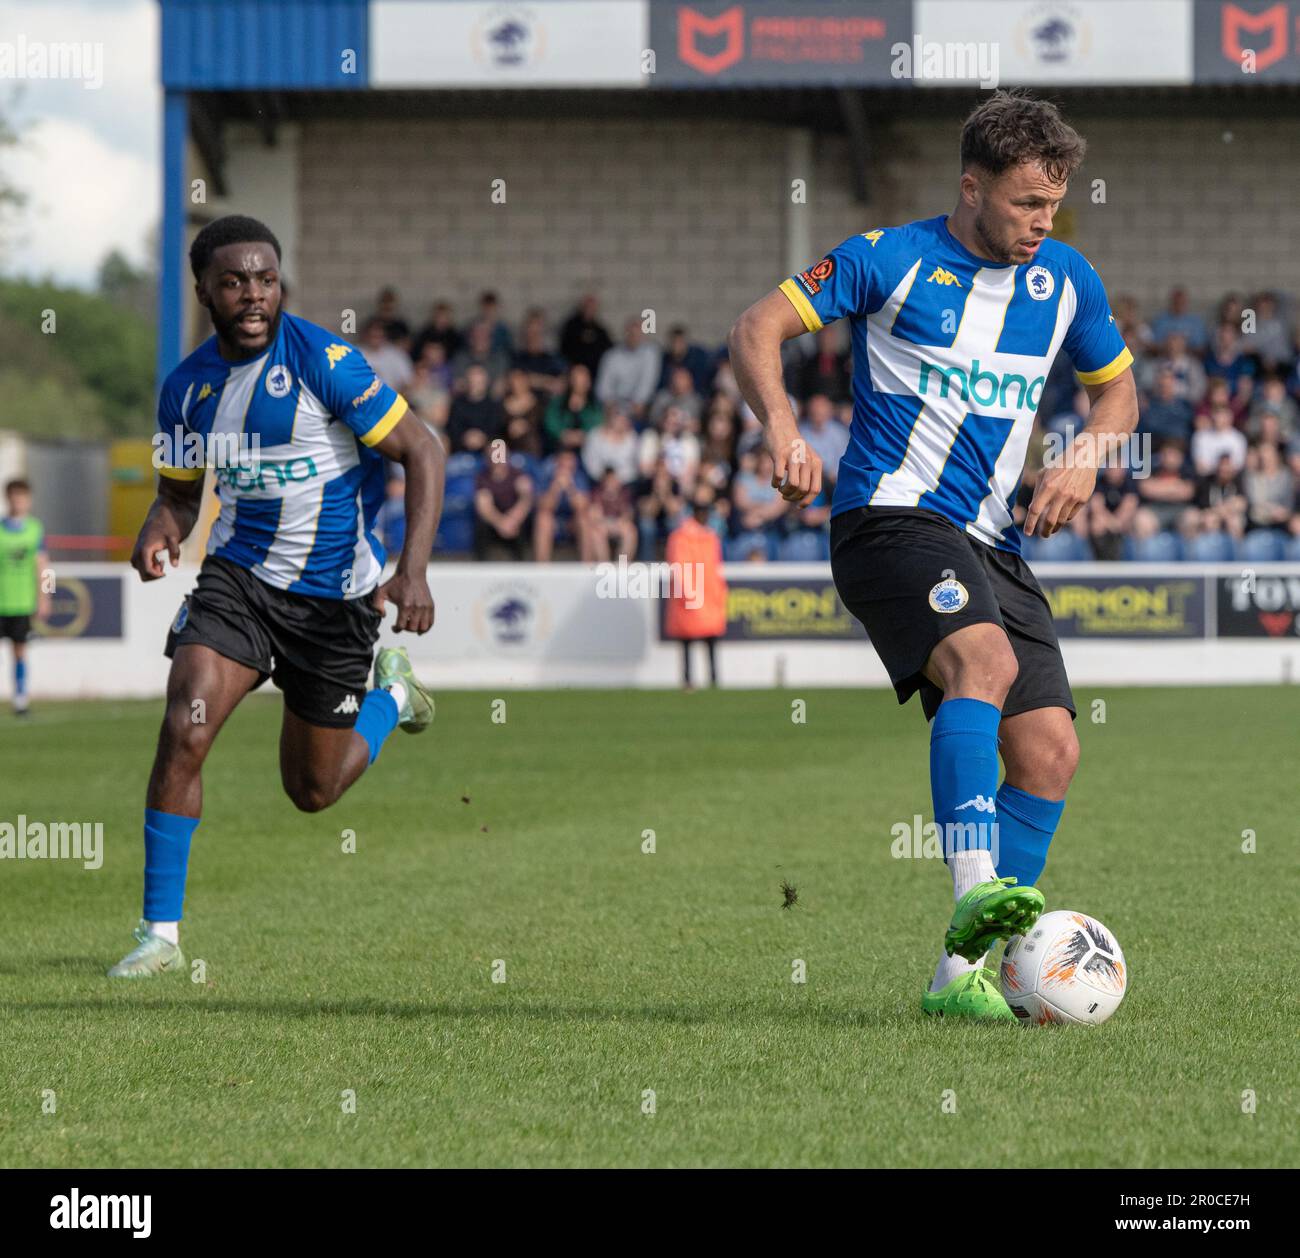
xmin=1026 ymin=367 xmax=1138 ymax=538
xmin=728 ymin=290 xmax=823 ymax=508
xmin=130 ymin=475 xmax=205 ymax=581
xmin=370 ymin=416 xmax=445 ymax=634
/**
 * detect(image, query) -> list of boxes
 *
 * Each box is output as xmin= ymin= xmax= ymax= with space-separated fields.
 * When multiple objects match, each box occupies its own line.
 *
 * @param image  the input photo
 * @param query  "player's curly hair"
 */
xmin=960 ymin=90 xmax=1086 ymax=185
xmin=189 ymin=215 xmax=282 ymax=281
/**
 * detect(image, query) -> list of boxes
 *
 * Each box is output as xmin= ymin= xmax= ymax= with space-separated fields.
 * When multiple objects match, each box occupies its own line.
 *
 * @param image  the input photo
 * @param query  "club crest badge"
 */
xmin=928 ymin=578 xmax=969 ymax=614
xmin=172 ymin=600 xmax=189 ymax=633
xmin=1026 ymin=265 xmax=1054 ymax=301
xmin=266 ymin=364 xmax=293 ymax=398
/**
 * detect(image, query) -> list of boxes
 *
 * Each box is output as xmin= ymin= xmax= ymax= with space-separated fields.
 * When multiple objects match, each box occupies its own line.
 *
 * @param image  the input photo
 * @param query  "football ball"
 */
xmin=1000 ymin=910 xmax=1127 ymax=1026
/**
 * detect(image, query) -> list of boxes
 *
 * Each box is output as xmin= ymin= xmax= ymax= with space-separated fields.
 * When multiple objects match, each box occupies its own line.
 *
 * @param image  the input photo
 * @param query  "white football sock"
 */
xmin=929 ymin=949 xmax=988 ymax=992
xmin=147 ymin=920 xmax=179 ymax=945
xmin=950 ymin=847 xmax=997 ymax=901
xmin=385 ymin=680 xmax=408 ymax=711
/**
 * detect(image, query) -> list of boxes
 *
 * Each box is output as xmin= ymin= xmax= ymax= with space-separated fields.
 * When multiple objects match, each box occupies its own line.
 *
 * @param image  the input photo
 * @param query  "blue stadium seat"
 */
xmin=1239 ymin=529 xmax=1287 ymax=562
xmin=1024 ymin=530 xmax=1087 ymax=562
xmin=1186 ymin=530 xmax=1235 ymax=563
xmin=1131 ymin=531 xmax=1182 ymax=562
xmin=436 ymin=452 xmax=483 ymax=554
xmin=778 ymin=530 xmax=830 ymax=562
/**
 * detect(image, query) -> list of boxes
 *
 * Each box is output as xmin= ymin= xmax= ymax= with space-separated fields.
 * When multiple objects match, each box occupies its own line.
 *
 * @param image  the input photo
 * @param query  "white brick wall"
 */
xmin=291 ymin=111 xmax=1300 ymax=348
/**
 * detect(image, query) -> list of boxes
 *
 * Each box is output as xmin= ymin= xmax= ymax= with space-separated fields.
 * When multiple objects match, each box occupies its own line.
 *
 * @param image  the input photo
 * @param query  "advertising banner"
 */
xmin=1194 ymin=1 xmax=1300 ymax=83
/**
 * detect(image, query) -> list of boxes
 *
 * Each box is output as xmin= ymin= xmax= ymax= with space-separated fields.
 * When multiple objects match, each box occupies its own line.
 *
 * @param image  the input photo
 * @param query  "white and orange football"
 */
xmin=1001 ymin=910 xmax=1127 ymax=1026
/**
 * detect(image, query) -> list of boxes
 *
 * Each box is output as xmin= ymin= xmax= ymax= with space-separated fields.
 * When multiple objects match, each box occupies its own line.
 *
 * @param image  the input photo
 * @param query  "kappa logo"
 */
xmin=955 ymin=795 xmax=996 ymax=814
xmin=926 ymin=266 xmax=962 ymax=287
xmin=862 ymin=229 xmax=884 ymax=247
xmin=928 ymin=578 xmax=969 ymax=614
xmin=333 ymin=694 xmax=360 ymax=715
xmin=325 ymin=343 xmax=351 ymax=370
xmin=1026 ymin=265 xmax=1055 ymax=301
xmin=196 ymin=382 xmax=215 ymax=403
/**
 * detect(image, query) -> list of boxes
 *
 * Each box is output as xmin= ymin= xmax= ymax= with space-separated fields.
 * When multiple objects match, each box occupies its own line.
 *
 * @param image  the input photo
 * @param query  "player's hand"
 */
xmin=769 ymin=433 xmax=824 ymax=507
xmin=130 ymin=523 xmax=181 ymax=581
xmin=1025 ymin=463 xmax=1097 ymax=537
xmin=373 ymin=569 xmax=434 ymax=634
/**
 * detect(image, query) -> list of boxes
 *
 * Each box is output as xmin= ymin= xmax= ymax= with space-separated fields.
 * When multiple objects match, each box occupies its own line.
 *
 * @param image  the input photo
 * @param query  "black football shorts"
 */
xmin=830 ymin=506 xmax=1075 ymax=722
xmin=164 ymin=555 xmax=383 ymax=728
xmin=0 ymin=614 xmax=32 ymax=643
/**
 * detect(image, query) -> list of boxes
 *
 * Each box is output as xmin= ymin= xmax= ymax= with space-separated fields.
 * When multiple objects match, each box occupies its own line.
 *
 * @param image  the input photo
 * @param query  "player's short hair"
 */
xmin=960 ymin=90 xmax=1086 ymax=185
xmin=5 ymin=478 xmax=30 ymax=496
xmin=189 ymin=215 xmax=282 ymax=281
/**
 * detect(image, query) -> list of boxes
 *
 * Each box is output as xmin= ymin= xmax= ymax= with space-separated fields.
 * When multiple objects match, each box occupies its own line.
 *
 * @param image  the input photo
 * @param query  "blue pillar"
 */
xmin=157 ymin=88 xmax=188 ymax=392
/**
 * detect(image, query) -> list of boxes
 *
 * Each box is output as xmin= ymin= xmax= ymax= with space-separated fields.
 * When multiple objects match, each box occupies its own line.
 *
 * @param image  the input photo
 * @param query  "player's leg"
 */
xmin=279 ymin=706 xmax=371 ymax=812
xmin=108 ymin=644 xmax=259 ymax=977
xmin=11 ymin=637 xmax=27 ymax=713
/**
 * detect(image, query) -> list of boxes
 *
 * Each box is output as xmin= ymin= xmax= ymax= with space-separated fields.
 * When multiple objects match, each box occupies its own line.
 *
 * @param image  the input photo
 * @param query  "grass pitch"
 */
xmin=0 ymin=685 xmax=1295 ymax=1168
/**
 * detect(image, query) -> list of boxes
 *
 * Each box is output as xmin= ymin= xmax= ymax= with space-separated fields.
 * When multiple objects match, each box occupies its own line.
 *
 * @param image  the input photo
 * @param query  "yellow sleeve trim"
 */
xmin=359 ymin=395 xmax=408 ymax=448
xmin=779 ymin=278 xmax=823 ymax=333
xmin=158 ymin=465 xmax=205 ymax=481
xmin=1076 ymin=345 xmax=1133 ymax=387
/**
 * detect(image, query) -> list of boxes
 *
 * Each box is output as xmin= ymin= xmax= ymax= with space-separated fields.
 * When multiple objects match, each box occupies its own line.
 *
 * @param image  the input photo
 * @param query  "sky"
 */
xmin=3 ymin=0 xmax=160 ymax=288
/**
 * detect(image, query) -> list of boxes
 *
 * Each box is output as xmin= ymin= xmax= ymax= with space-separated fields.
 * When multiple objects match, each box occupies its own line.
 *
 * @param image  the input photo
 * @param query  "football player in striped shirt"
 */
xmin=109 ymin=216 xmax=445 ymax=977
xmin=729 ymin=92 xmax=1138 ymax=1021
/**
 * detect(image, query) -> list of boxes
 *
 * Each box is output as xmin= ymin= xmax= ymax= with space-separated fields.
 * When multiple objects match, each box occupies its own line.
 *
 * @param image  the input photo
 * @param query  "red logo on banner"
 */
xmin=1221 ymin=3 xmax=1289 ymax=71
xmin=678 ymin=5 xmax=745 ymax=75
xmin=1258 ymin=610 xmax=1295 ymax=636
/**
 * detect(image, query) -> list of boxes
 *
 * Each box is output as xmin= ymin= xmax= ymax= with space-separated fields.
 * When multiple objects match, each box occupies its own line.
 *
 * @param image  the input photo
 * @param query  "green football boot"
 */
xmin=944 ymin=876 xmax=1044 ymax=962
xmin=374 ymin=646 xmax=435 ymax=733
xmin=106 ymin=921 xmax=185 ymax=979
xmin=921 ymin=967 xmax=1017 ymax=1022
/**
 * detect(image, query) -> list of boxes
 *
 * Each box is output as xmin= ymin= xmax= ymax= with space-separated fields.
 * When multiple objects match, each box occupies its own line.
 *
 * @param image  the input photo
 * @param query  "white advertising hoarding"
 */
xmin=370 ymin=0 xmax=648 ymax=88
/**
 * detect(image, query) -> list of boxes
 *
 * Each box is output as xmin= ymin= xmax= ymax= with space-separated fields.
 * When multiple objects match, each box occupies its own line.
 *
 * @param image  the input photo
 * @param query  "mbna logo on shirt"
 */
xmin=215 ymin=456 xmax=318 ymax=492
xmin=918 ymin=359 xmax=1045 ymax=412
xmin=928 ymin=578 xmax=969 ymax=614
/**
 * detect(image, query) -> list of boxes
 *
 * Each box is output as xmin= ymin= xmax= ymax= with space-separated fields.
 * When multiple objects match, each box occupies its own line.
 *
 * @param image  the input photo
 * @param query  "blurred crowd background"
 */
xmin=359 ymin=283 xmax=1300 ymax=564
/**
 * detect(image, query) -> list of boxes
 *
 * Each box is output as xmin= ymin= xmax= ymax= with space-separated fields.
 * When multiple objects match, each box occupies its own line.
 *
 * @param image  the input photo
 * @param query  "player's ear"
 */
xmin=194 ymin=281 xmax=210 ymax=311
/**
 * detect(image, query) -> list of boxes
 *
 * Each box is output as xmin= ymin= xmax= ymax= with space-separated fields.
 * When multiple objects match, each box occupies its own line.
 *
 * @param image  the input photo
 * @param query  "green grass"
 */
xmin=0 ymin=686 xmax=1296 ymax=1168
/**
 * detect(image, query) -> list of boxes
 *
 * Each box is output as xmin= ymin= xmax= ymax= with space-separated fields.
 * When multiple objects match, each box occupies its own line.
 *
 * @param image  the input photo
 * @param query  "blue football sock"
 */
xmin=994 ymin=783 xmax=1065 ymax=888
xmin=354 ymin=688 xmax=399 ymax=765
xmin=930 ymin=697 xmax=1002 ymax=858
xmin=142 ymin=807 xmax=200 ymax=922
xmin=14 ymin=656 xmax=26 ymax=697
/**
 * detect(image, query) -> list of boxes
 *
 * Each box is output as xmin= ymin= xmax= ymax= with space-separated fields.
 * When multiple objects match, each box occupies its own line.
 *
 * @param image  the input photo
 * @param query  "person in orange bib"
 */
xmin=664 ymin=485 xmax=728 ymax=690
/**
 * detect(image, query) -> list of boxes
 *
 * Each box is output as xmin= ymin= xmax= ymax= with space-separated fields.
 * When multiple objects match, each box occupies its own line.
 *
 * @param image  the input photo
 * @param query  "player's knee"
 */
xmin=159 ymin=702 xmax=215 ymax=766
xmin=948 ymin=637 xmax=1018 ymax=703
xmin=283 ymin=771 xmax=341 ymax=813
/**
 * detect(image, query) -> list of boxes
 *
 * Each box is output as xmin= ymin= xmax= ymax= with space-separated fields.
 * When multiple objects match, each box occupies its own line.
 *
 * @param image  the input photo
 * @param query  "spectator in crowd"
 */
xmin=589 ymin=467 xmax=638 ymax=561
xmin=1192 ymin=403 xmax=1248 ymax=476
xmin=699 ymin=404 xmax=738 ymax=486
xmin=1139 ymin=332 xmax=1206 ymax=402
xmin=359 ymin=315 xmax=413 ymax=391
xmin=1244 ymin=292 xmax=1295 ymax=373
xmin=1151 ymin=286 xmax=1208 ymax=352
xmin=636 ymin=456 xmax=684 ymax=562
xmin=798 ymin=393 xmax=850 ymax=488
xmin=658 ymin=325 xmax=716 ymax=396
xmin=595 ymin=317 xmax=661 ymax=417
xmin=664 ymin=483 xmax=728 ymax=691
xmin=1139 ymin=369 xmax=1194 ymax=442
xmin=1136 ymin=438 xmax=1196 ymax=535
xmin=1045 ymin=385 xmax=1090 ymax=440
xmin=501 ymin=368 xmax=544 ymax=457
xmin=451 ymin=319 xmax=511 ymax=389
xmin=533 ymin=450 xmax=592 ymax=563
xmin=780 ymin=486 xmax=832 ymax=561
xmin=649 ymin=364 xmax=703 ymax=425
xmin=447 ymin=364 xmax=503 ymax=453
xmin=798 ymin=326 xmax=851 ymax=403
xmin=367 ymin=287 xmax=410 ymax=345
xmin=581 ymin=402 xmax=640 ymax=484
xmin=512 ymin=309 xmax=566 ymax=395
xmin=560 ymin=294 xmax=613 ymax=377
xmin=1244 ymin=441 xmax=1294 ymax=533
xmin=412 ymin=301 xmax=463 ymax=363
xmin=473 ymin=456 xmax=534 ymax=560
xmin=473 ymin=291 xmax=514 ymax=357
xmin=544 ymin=363 xmax=603 ymax=453
xmin=376 ymin=466 xmax=407 ymax=555
xmin=638 ymin=405 xmax=700 ymax=490
xmin=1203 ymin=323 xmax=1255 ymax=394
xmin=728 ymin=448 xmax=787 ymax=561
xmin=1217 ymin=292 xmax=1245 ymax=331
xmin=1194 ymin=454 xmax=1247 ymax=545
xmin=1247 ymin=375 xmax=1298 ymax=442
xmin=1084 ymin=464 xmax=1139 ymax=561
xmin=405 ymin=341 xmax=453 ymax=439
xmin=1193 ymin=376 xmax=1234 ymax=427
xmin=1113 ymin=295 xmax=1153 ymax=355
